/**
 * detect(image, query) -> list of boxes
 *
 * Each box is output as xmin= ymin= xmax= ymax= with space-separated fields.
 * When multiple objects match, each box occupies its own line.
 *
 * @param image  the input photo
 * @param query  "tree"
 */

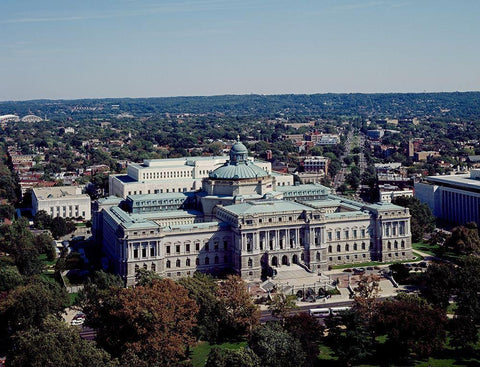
xmin=0 ymin=218 xmax=44 ymax=276
xmin=84 ymin=278 xmax=198 ymax=366
xmin=392 ymin=196 xmax=435 ymax=242
xmin=284 ymin=313 xmax=324 ymax=366
xmin=33 ymin=210 xmax=52 ymax=230
xmin=34 ymin=232 xmax=56 ymax=261
xmin=0 ymin=203 xmax=15 ymax=220
xmin=420 ymin=262 xmax=456 ymax=310
xmin=444 ymin=223 xmax=480 ymax=255
xmin=0 ymin=277 xmax=69 ymax=333
xmin=375 ymin=294 xmax=447 ymax=361
xmin=7 ymin=316 xmax=117 ymax=367
xmin=216 ymin=275 xmax=259 ymax=339
xmin=50 ymin=216 xmax=76 ymax=239
xmin=135 ymin=268 xmax=162 ymax=286
xmin=0 ymin=265 xmax=23 ymax=292
xmin=389 ymin=262 xmax=410 ymax=284
xmin=205 ymin=347 xmax=260 ymax=367
xmin=449 ymin=315 xmax=479 ymax=352
xmin=353 ymin=274 xmax=381 ymax=322
xmin=325 ymin=309 xmax=374 ymax=366
xmin=178 ymin=272 xmax=227 ymax=342
xmin=267 ymin=293 xmax=297 ymax=323
xmin=249 ymin=322 xmax=305 ymax=367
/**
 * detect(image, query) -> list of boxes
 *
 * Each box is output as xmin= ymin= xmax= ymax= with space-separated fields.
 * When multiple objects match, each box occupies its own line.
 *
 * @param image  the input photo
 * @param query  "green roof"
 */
xmin=209 ymin=161 xmax=269 ymax=180
xmin=220 ymin=200 xmax=311 ymax=216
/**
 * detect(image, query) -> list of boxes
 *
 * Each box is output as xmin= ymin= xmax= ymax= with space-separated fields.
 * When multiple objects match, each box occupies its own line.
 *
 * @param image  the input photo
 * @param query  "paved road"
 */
xmin=333 ymin=130 xmax=354 ymax=190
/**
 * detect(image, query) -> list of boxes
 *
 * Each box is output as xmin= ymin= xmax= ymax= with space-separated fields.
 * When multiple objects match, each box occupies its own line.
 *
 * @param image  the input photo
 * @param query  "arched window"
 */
xmin=337 ymin=245 xmax=341 ymax=252
xmin=214 ymin=256 xmax=219 ymax=264
xmin=361 ymin=242 xmax=366 ymax=250
xmin=151 ymin=263 xmax=156 ymax=272
xmin=166 ymin=260 xmax=171 ymax=268
xmin=345 ymin=244 xmax=350 ymax=252
xmin=205 ymin=257 xmax=210 ymax=265
xmin=387 ymin=242 xmax=391 ymax=250
xmin=353 ymin=243 xmax=357 ymax=251
xmin=143 ymin=263 xmax=147 ymax=270
xmin=186 ymin=258 xmax=191 ymax=266
xmin=328 ymin=245 xmax=332 ymax=253
xmin=248 ymin=258 xmax=253 ymax=267
xmin=394 ymin=241 xmax=398 ymax=249
xmin=195 ymin=258 xmax=199 ymax=266
xmin=401 ymin=240 xmax=405 ymax=248
xmin=316 ymin=252 xmax=320 ymax=261
xmin=176 ymin=259 xmax=181 ymax=267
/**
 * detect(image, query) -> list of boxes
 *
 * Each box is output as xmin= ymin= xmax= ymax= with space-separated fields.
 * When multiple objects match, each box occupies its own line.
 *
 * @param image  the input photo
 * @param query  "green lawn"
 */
xmin=191 ymin=341 xmax=247 ymax=367
xmin=413 ymin=242 xmax=461 ymax=262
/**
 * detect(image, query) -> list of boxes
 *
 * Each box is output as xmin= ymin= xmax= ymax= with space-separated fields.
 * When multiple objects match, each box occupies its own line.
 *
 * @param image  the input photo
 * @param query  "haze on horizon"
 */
xmin=1 ymin=0 xmax=479 ymax=101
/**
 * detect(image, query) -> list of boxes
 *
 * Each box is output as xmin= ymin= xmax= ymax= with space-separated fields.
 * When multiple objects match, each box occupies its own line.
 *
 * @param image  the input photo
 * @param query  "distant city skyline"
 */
xmin=1 ymin=0 xmax=479 ymax=101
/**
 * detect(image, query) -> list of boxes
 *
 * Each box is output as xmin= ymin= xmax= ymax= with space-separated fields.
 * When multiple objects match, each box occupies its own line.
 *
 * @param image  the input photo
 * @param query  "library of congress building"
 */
xmin=94 ymin=141 xmax=413 ymax=286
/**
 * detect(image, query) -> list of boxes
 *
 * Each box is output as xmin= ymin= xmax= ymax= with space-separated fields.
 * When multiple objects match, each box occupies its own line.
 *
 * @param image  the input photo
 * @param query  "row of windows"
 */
xmin=166 ymin=241 xmax=227 ymax=254
xmin=127 ymin=187 xmax=189 ymax=196
xmin=328 ymin=242 xmax=369 ymax=253
xmin=166 ymin=255 xmax=227 ymax=268
xmin=142 ymin=170 xmax=192 ymax=179
xmin=386 ymin=240 xmax=406 ymax=250
xmin=245 ymin=216 xmax=299 ymax=225
xmin=327 ymin=229 xmax=368 ymax=241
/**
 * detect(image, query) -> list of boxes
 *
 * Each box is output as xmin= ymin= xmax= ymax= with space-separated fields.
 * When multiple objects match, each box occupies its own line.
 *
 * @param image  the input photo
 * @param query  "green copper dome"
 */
xmin=209 ymin=138 xmax=269 ymax=180
xmin=209 ymin=161 xmax=269 ymax=180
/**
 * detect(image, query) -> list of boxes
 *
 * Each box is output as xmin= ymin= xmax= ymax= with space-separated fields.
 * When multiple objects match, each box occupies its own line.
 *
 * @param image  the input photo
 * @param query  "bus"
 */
xmin=309 ymin=308 xmax=331 ymax=318
xmin=330 ymin=306 xmax=351 ymax=315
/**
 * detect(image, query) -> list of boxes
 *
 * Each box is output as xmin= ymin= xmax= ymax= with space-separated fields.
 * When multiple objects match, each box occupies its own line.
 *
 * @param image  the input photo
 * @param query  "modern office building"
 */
xmin=32 ymin=186 xmax=91 ymax=220
xmin=415 ymin=170 xmax=480 ymax=225
xmin=97 ymin=141 xmax=412 ymax=286
xmin=109 ymin=154 xmax=293 ymax=198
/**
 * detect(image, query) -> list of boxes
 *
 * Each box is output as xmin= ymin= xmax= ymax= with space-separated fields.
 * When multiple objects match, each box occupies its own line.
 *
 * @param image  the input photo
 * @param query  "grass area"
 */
xmin=40 ymin=272 xmax=56 ymax=284
xmin=69 ymin=292 xmax=80 ymax=306
xmin=191 ymin=341 xmax=247 ymax=367
xmin=39 ymin=253 xmax=57 ymax=267
xmin=331 ymin=254 xmax=422 ymax=270
xmin=318 ymin=344 xmax=338 ymax=361
xmin=447 ymin=302 xmax=457 ymax=315
xmin=413 ymin=241 xmax=462 ymax=262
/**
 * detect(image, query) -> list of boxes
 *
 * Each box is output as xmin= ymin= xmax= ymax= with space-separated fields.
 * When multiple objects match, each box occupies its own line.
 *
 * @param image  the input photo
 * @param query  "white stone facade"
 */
xmin=32 ymin=186 xmax=91 ymax=220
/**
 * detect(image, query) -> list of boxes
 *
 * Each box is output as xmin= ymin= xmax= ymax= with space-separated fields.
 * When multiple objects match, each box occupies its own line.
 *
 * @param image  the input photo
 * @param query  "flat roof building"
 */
xmin=415 ymin=170 xmax=480 ymax=225
xmin=32 ymin=186 xmax=91 ymax=220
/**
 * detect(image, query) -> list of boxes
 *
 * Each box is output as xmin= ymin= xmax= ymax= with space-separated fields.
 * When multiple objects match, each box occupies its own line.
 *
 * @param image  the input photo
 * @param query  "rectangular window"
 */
xmin=166 ymin=246 xmax=170 ymax=254
xmin=336 ymin=231 xmax=340 ymax=240
xmin=133 ymin=248 xmax=138 ymax=258
xmin=353 ymin=230 xmax=357 ymax=238
xmin=328 ymin=232 xmax=332 ymax=241
xmin=186 ymin=244 xmax=190 ymax=253
xmin=150 ymin=247 xmax=155 ymax=257
xmin=142 ymin=248 xmax=146 ymax=258
xmin=176 ymin=245 xmax=180 ymax=253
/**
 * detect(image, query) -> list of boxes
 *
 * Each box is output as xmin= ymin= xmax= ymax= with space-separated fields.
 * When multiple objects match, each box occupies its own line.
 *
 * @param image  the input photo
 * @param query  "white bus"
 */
xmin=309 ymin=308 xmax=331 ymax=318
xmin=330 ymin=306 xmax=351 ymax=315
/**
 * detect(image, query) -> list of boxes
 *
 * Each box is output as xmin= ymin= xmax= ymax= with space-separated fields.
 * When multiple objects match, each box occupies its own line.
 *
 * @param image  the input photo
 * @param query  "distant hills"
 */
xmin=1 ymin=92 xmax=479 ymax=120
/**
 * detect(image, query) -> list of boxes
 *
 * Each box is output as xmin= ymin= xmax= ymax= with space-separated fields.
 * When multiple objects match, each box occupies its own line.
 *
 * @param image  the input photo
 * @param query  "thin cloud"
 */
xmin=0 ymin=0 xmax=252 ymax=25
xmin=331 ymin=1 xmax=386 ymax=12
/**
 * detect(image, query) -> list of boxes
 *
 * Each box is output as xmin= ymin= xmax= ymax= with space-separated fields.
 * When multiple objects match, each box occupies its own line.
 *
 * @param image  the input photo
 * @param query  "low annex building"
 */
xmin=97 ymin=141 xmax=413 ymax=286
xmin=32 ymin=186 xmax=91 ymax=220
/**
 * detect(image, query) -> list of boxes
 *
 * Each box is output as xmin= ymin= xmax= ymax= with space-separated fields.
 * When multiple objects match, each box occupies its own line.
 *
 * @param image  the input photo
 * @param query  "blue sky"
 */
xmin=1 ymin=0 xmax=479 ymax=100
